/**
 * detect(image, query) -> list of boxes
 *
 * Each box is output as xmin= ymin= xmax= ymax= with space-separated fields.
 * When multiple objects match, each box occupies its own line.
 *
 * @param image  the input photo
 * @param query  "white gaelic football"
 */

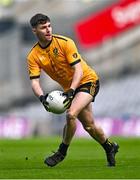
xmin=46 ymin=90 xmax=67 ymax=114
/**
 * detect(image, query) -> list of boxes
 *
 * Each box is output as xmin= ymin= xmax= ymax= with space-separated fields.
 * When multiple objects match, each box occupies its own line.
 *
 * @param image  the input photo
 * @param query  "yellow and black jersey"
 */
xmin=27 ymin=34 xmax=99 ymax=91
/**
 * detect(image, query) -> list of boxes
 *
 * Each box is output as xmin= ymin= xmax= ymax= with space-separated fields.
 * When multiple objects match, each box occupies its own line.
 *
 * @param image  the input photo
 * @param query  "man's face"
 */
xmin=33 ymin=21 xmax=52 ymax=42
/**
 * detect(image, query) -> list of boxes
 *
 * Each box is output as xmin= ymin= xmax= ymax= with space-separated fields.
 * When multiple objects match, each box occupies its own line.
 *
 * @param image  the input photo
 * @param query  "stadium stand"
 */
xmin=94 ymin=72 xmax=140 ymax=118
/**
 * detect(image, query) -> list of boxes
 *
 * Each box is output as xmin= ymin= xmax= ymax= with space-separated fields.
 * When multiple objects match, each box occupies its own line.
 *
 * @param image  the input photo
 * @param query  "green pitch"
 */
xmin=0 ymin=136 xmax=140 ymax=179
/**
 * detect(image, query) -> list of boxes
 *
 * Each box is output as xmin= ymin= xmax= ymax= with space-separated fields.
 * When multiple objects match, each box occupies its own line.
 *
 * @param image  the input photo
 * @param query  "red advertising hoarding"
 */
xmin=75 ymin=0 xmax=140 ymax=48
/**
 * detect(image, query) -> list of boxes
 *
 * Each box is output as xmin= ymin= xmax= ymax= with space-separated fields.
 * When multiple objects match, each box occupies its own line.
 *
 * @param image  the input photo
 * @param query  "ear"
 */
xmin=32 ymin=28 xmax=37 ymax=35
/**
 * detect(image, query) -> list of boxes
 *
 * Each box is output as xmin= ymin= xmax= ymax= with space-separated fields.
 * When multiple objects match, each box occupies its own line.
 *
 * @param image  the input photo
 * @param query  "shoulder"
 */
xmin=52 ymin=34 xmax=76 ymax=50
xmin=28 ymin=42 xmax=38 ymax=55
xmin=27 ymin=42 xmax=39 ymax=59
xmin=53 ymin=34 xmax=73 ymax=42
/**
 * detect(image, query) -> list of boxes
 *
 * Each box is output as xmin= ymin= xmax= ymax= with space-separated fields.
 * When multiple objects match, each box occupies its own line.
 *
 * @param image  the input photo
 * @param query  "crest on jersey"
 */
xmin=53 ymin=47 xmax=58 ymax=56
xmin=72 ymin=53 xmax=78 ymax=58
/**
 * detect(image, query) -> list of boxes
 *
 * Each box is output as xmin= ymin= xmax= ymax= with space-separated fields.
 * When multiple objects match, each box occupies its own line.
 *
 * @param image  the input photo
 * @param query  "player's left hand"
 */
xmin=63 ymin=88 xmax=75 ymax=108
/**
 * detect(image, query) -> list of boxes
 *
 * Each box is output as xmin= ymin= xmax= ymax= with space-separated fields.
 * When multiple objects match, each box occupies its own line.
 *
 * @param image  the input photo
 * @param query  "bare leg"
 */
xmin=78 ymin=103 xmax=119 ymax=166
xmin=62 ymin=111 xmax=77 ymax=145
xmin=62 ymin=92 xmax=94 ymax=145
xmin=78 ymin=103 xmax=106 ymax=144
xmin=44 ymin=92 xmax=119 ymax=167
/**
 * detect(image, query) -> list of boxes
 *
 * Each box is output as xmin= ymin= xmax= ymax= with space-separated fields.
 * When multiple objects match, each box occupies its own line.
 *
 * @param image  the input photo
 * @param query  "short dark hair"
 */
xmin=30 ymin=13 xmax=50 ymax=28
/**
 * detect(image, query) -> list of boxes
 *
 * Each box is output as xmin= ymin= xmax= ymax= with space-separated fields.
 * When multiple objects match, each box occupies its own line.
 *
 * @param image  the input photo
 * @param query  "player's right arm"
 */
xmin=27 ymin=53 xmax=49 ymax=111
xmin=27 ymin=51 xmax=43 ymax=97
xmin=31 ymin=78 xmax=43 ymax=98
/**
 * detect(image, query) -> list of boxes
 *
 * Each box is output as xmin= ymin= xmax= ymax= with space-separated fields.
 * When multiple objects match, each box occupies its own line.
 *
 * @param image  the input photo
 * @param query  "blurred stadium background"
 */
xmin=0 ymin=0 xmax=140 ymax=139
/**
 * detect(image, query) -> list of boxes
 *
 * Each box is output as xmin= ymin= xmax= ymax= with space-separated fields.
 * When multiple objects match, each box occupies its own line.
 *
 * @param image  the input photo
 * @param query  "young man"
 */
xmin=27 ymin=13 xmax=119 ymax=167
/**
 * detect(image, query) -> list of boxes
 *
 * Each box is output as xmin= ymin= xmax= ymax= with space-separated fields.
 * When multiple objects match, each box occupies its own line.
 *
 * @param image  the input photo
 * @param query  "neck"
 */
xmin=39 ymin=39 xmax=52 ymax=49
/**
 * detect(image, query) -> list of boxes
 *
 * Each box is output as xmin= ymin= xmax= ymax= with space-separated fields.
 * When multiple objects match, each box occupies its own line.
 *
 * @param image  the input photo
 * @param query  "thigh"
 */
xmin=68 ymin=91 xmax=93 ymax=117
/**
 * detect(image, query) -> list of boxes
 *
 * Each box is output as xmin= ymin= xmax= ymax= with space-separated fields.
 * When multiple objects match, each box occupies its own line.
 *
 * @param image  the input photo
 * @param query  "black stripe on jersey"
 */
xmin=70 ymin=59 xmax=81 ymax=66
xmin=53 ymin=35 xmax=68 ymax=41
xmin=30 ymin=75 xmax=40 ymax=80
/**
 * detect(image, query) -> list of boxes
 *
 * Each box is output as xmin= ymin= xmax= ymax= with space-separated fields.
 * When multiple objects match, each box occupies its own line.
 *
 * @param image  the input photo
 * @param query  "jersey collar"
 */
xmin=38 ymin=39 xmax=52 ymax=49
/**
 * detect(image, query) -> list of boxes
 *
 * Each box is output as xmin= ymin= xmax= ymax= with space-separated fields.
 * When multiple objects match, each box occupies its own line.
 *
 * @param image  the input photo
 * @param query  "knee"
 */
xmin=66 ymin=110 xmax=77 ymax=122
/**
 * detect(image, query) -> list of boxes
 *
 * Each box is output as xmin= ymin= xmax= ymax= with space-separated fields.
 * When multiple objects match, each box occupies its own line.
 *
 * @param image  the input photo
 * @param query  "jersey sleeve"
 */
xmin=65 ymin=39 xmax=81 ymax=66
xmin=27 ymin=54 xmax=41 ymax=79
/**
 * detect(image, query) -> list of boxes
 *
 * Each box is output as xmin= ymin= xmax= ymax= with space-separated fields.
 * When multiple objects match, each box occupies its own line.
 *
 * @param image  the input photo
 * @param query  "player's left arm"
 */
xmin=63 ymin=39 xmax=84 ymax=106
xmin=70 ymin=61 xmax=83 ymax=90
xmin=65 ymin=38 xmax=84 ymax=90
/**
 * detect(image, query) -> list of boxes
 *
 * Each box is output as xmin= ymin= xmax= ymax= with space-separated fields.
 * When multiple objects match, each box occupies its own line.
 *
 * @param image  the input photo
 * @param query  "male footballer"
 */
xmin=27 ymin=13 xmax=119 ymax=167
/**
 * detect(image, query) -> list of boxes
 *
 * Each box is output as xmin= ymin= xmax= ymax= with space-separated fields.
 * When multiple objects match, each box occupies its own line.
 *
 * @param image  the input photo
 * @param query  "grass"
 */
xmin=0 ymin=136 xmax=140 ymax=179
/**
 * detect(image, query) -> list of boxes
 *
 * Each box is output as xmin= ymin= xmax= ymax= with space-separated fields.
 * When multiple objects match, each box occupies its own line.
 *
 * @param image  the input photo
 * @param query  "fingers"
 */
xmin=63 ymin=97 xmax=69 ymax=104
xmin=64 ymin=100 xmax=71 ymax=109
xmin=45 ymin=93 xmax=48 ymax=99
xmin=43 ymin=101 xmax=50 ymax=111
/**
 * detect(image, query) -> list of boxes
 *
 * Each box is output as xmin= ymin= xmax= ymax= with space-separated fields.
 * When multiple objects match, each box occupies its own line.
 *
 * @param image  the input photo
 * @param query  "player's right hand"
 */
xmin=39 ymin=94 xmax=50 ymax=111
